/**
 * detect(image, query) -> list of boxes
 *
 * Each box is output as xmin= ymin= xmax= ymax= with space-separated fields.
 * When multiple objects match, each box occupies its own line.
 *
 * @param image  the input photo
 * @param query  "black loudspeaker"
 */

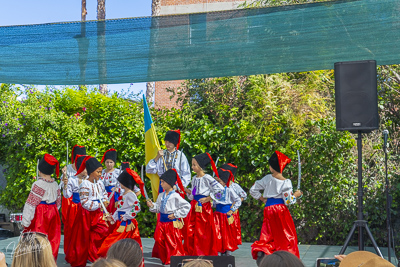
xmin=334 ymin=60 xmax=379 ymax=133
xmin=170 ymin=256 xmax=235 ymax=267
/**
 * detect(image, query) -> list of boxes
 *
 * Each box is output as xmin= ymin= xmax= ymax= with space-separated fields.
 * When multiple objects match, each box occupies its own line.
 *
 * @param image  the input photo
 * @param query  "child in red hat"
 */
xmin=146 ymin=169 xmax=190 ymax=265
xmin=22 ymin=153 xmax=61 ymax=260
xmin=250 ymin=151 xmax=303 ymax=264
xmin=219 ymin=163 xmax=247 ymax=245
xmin=98 ymin=168 xmax=146 ymax=257
xmin=213 ymin=168 xmax=242 ymax=256
xmin=184 ymin=152 xmax=225 ymax=256
xmin=67 ymin=156 xmax=109 ymax=266
xmin=61 ymin=145 xmax=86 ymax=256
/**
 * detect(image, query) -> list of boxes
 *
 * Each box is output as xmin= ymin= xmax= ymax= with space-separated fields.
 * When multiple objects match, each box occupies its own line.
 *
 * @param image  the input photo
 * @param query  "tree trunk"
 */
xmin=145 ymin=0 xmax=161 ymax=102
xmin=97 ymin=0 xmax=107 ymax=94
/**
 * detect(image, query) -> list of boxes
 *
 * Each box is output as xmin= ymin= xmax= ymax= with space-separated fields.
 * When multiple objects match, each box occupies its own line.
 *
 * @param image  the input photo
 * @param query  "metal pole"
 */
xmin=384 ymin=134 xmax=391 ymax=261
xmin=357 ymin=131 xmax=364 ymax=250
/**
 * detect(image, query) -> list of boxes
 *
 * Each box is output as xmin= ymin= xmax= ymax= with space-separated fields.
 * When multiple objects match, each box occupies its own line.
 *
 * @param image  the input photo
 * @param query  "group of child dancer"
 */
xmin=20 ymin=129 xmax=303 ymax=266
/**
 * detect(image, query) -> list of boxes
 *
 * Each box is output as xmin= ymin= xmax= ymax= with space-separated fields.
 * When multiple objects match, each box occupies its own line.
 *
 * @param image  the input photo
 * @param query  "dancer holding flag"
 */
xmin=146 ymin=129 xmax=191 ymax=191
xmin=22 ymin=154 xmax=61 ymax=260
xmin=249 ymin=151 xmax=303 ymax=264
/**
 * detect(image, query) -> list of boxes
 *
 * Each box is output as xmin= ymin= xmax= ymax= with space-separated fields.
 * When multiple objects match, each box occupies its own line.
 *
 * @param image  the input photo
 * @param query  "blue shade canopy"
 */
xmin=0 ymin=0 xmax=399 ymax=85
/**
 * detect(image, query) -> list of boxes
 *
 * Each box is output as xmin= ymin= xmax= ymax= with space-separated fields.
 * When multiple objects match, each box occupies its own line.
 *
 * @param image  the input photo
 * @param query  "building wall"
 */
xmin=154 ymin=0 xmax=246 ymax=109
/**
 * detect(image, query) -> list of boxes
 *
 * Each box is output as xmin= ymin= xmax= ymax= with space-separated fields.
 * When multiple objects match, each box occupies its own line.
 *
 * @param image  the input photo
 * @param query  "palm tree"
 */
xmin=145 ymin=0 xmax=161 ymax=102
xmin=97 ymin=0 xmax=107 ymax=94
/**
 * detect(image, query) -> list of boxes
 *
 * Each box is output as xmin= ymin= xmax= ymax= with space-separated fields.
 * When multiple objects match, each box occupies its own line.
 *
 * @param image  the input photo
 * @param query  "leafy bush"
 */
xmin=1 ymin=68 xmax=400 ymax=248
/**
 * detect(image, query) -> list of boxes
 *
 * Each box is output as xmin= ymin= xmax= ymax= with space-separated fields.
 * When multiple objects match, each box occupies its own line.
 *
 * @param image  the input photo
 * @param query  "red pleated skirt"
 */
xmin=97 ymin=219 xmax=142 ymax=257
xmin=251 ymin=204 xmax=300 ymax=259
xmin=66 ymin=205 xmax=109 ymax=267
xmin=184 ymin=200 xmax=218 ymax=256
xmin=214 ymin=211 xmax=239 ymax=253
xmin=233 ymin=210 xmax=242 ymax=245
xmin=152 ymin=221 xmax=185 ymax=265
xmin=24 ymin=203 xmax=61 ymax=260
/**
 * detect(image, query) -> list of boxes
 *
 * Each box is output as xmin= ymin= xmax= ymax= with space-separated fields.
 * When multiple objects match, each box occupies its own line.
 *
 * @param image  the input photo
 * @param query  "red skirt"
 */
xmin=66 ymin=205 xmax=109 ymax=267
xmin=97 ymin=219 xmax=142 ymax=257
xmin=233 ymin=210 xmax=242 ymax=245
xmin=251 ymin=204 xmax=300 ymax=259
xmin=63 ymin=199 xmax=79 ymax=256
xmin=184 ymin=200 xmax=218 ymax=256
xmin=24 ymin=203 xmax=61 ymax=260
xmin=152 ymin=221 xmax=185 ymax=265
xmin=106 ymin=191 xmax=117 ymax=215
xmin=214 ymin=211 xmax=239 ymax=253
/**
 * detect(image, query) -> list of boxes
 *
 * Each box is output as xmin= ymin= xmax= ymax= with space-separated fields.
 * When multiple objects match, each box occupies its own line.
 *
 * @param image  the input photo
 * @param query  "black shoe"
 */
xmin=256 ymin=252 xmax=265 ymax=266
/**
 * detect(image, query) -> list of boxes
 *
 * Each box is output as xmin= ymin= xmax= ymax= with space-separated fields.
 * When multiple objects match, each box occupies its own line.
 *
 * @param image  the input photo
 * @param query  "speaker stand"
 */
xmin=339 ymin=131 xmax=383 ymax=257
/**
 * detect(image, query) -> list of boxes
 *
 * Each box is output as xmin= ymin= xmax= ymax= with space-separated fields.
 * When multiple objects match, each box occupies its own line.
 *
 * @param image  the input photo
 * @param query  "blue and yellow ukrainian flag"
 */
xmin=143 ymin=94 xmax=161 ymax=201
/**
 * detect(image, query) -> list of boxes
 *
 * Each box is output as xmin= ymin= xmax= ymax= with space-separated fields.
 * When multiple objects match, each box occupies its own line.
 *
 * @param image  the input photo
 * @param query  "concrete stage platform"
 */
xmin=0 ymin=236 xmax=397 ymax=266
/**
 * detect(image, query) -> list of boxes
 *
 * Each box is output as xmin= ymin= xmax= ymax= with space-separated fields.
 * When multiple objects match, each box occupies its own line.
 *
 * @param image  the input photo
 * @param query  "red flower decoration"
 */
xmin=131 ymin=213 xmax=136 ymax=217
xmin=284 ymin=193 xmax=288 ymax=197
xmin=134 ymin=206 xmax=139 ymax=211
xmin=118 ymin=196 xmax=123 ymax=201
xmin=134 ymin=201 xmax=139 ymax=205
xmin=120 ymin=201 xmax=124 ymax=205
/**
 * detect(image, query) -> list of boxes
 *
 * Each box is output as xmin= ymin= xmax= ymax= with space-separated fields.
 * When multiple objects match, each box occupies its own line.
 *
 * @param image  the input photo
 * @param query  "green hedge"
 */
xmin=1 ymin=80 xmax=399 ymax=248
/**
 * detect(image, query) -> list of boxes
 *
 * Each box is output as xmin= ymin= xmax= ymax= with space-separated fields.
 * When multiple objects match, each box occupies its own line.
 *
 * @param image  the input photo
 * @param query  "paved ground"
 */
xmin=0 ymin=235 xmax=397 ymax=266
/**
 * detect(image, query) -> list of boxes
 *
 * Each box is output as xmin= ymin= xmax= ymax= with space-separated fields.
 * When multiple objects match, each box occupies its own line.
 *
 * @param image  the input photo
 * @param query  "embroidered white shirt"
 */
xmin=187 ymin=174 xmax=224 ymax=201
xmin=113 ymin=191 xmax=141 ymax=221
xmin=212 ymin=186 xmax=242 ymax=212
xmin=79 ymin=179 xmax=108 ymax=211
xmin=146 ymin=150 xmax=191 ymax=187
xmin=149 ymin=191 xmax=191 ymax=218
xmin=22 ymin=177 xmax=61 ymax=227
xmin=250 ymin=174 xmax=296 ymax=205
xmin=230 ymin=182 xmax=247 ymax=201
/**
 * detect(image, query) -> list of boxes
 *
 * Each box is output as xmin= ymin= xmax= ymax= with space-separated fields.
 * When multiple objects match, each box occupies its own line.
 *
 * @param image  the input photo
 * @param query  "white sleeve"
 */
xmin=207 ymin=175 xmax=224 ymax=194
xmin=233 ymin=183 xmax=247 ymax=200
xmin=187 ymin=177 xmax=194 ymax=201
xmin=229 ymin=189 xmax=242 ymax=212
xmin=172 ymin=196 xmax=191 ymax=219
xmin=177 ymin=152 xmax=191 ymax=187
xmin=22 ymin=182 xmax=44 ymax=227
xmin=249 ymin=175 xmax=271 ymax=200
xmin=80 ymin=184 xmax=100 ymax=211
xmin=122 ymin=194 xmax=141 ymax=220
xmin=149 ymin=194 xmax=161 ymax=213
xmin=281 ymin=180 xmax=297 ymax=206
xmin=63 ymin=177 xmax=73 ymax=199
xmin=146 ymin=159 xmax=160 ymax=174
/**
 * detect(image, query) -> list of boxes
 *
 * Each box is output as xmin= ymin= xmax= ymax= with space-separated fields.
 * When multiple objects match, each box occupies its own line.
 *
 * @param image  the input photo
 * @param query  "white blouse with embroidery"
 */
xmin=146 ymin=150 xmax=191 ymax=187
xmin=249 ymin=174 xmax=296 ymax=205
xmin=100 ymin=169 xmax=140 ymax=195
xmin=149 ymin=190 xmax=191 ymax=219
xmin=212 ymin=186 xmax=242 ymax=212
xmin=112 ymin=191 xmax=141 ymax=221
xmin=230 ymin=182 xmax=247 ymax=201
xmin=79 ymin=179 xmax=108 ymax=211
xmin=22 ymin=177 xmax=61 ymax=227
xmin=100 ymin=169 xmax=121 ymax=187
xmin=187 ymin=174 xmax=224 ymax=201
